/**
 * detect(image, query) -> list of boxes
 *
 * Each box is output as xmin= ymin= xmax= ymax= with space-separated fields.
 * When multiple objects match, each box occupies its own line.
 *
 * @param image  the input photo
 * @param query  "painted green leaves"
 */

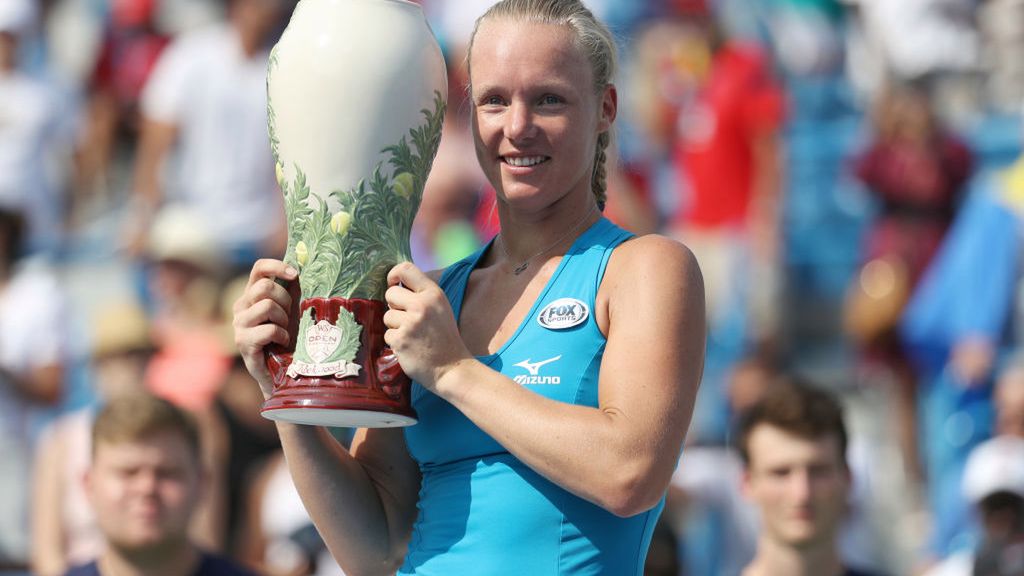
xmin=275 ymin=90 xmax=446 ymax=302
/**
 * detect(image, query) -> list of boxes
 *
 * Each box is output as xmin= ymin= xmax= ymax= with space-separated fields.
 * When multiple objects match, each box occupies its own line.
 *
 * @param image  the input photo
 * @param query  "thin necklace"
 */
xmin=498 ymin=206 xmax=598 ymax=276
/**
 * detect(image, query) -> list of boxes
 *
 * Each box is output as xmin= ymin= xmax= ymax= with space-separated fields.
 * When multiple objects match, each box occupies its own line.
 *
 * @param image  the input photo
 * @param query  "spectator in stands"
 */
xmin=0 ymin=205 xmax=69 ymax=570
xmin=923 ymin=435 xmax=1024 ymax=576
xmin=126 ymin=0 xmax=288 ymax=269
xmin=65 ymin=393 xmax=254 ymax=576
xmin=32 ymin=300 xmax=155 ymax=576
xmin=0 ymin=0 xmax=75 ymax=256
xmin=76 ymin=0 xmax=170 ymax=208
xmin=850 ymin=82 xmax=973 ymax=485
xmin=738 ymin=381 xmax=886 ymax=576
xmin=650 ymin=0 xmax=787 ymax=444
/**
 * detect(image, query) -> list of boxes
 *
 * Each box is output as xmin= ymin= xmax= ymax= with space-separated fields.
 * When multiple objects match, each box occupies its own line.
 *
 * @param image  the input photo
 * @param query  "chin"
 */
xmin=498 ymin=182 xmax=542 ymax=201
xmin=111 ymin=530 xmax=184 ymax=555
xmin=781 ymin=527 xmax=828 ymax=549
xmin=113 ymin=523 xmax=173 ymax=545
xmin=110 ymin=534 xmax=163 ymax=551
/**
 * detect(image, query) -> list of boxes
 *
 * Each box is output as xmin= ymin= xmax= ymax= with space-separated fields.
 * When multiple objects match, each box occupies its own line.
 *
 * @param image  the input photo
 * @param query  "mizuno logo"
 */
xmin=513 ymin=355 xmax=562 ymax=385
xmin=514 ymin=355 xmax=562 ymax=376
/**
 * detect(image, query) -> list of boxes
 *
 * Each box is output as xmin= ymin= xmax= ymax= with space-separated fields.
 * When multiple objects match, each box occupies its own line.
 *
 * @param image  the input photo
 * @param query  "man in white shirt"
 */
xmin=0 ymin=0 xmax=72 ymax=256
xmin=129 ymin=0 xmax=287 ymax=268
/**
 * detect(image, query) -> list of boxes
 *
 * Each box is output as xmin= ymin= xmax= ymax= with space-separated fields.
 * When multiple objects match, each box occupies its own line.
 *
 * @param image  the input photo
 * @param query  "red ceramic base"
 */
xmin=262 ymin=295 xmax=416 ymax=427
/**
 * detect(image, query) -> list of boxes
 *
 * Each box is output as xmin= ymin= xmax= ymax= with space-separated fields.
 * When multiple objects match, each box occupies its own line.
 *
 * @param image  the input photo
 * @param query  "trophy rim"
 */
xmin=261 ymin=407 xmax=417 ymax=428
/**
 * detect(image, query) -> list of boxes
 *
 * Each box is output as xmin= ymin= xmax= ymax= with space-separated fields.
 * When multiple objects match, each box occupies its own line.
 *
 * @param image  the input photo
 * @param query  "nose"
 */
xmin=504 ymin=99 xmax=537 ymax=142
xmin=789 ymin=469 xmax=813 ymax=503
xmin=133 ymin=469 xmax=160 ymax=495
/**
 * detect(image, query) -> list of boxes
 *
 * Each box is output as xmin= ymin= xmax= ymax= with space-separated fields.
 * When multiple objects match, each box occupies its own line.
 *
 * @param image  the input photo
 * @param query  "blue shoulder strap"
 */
xmin=438 ymin=239 xmax=493 ymax=318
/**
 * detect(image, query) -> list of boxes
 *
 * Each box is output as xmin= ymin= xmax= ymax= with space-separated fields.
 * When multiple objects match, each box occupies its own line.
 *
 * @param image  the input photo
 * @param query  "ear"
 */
xmin=83 ymin=467 xmax=95 ymax=504
xmin=740 ymin=468 xmax=754 ymax=500
xmin=598 ymin=84 xmax=617 ymax=133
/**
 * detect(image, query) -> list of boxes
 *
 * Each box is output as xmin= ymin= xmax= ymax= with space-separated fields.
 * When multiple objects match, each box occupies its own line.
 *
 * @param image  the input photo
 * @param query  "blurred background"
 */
xmin=1 ymin=0 xmax=1023 ymax=574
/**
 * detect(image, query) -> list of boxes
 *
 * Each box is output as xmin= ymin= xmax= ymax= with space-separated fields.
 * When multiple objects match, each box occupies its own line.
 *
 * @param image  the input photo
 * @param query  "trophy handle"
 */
xmin=375 ymin=346 xmax=410 ymax=401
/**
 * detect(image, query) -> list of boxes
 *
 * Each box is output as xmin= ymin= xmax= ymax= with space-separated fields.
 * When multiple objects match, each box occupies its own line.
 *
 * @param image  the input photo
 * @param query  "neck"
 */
xmin=743 ymin=536 xmax=843 ymax=576
xmin=497 ymin=194 xmax=600 ymax=255
xmin=239 ymin=33 xmax=261 ymax=58
xmin=99 ymin=539 xmax=200 ymax=576
xmin=496 ymin=202 xmax=599 ymax=276
xmin=230 ymin=18 xmax=265 ymax=58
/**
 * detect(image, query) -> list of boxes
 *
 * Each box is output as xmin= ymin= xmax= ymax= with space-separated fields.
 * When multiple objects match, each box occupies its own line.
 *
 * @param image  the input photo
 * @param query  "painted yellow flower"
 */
xmin=393 ymin=172 xmax=414 ymax=199
xmin=295 ymin=241 xmax=309 ymax=267
xmin=330 ymin=211 xmax=352 ymax=236
xmin=275 ymin=163 xmax=286 ymax=188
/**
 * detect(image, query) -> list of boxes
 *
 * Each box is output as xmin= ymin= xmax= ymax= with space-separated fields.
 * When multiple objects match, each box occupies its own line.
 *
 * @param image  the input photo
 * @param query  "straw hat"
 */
xmin=92 ymin=301 xmax=154 ymax=358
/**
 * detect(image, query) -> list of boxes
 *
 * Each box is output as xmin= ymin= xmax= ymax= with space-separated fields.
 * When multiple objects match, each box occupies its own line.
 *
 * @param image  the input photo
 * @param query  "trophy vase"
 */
xmin=263 ymin=0 xmax=447 ymax=427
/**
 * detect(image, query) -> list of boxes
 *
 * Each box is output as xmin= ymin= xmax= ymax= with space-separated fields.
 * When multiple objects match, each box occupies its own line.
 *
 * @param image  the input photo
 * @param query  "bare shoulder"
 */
xmin=606 ymin=233 xmax=703 ymax=289
xmin=596 ymin=234 xmax=704 ymax=334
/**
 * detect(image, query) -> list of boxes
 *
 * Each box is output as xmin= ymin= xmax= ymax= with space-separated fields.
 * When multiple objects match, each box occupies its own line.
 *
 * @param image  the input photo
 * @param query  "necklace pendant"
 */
xmin=513 ymin=262 xmax=529 ymax=275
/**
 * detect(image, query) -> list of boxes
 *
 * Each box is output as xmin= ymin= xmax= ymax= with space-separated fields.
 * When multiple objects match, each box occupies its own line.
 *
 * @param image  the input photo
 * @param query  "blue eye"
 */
xmin=482 ymin=95 xmax=504 ymax=106
xmin=540 ymin=94 xmax=562 ymax=105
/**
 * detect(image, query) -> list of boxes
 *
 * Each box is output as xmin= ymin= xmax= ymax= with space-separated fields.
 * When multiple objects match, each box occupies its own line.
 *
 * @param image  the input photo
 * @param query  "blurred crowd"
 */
xmin=1 ymin=0 xmax=1024 ymax=574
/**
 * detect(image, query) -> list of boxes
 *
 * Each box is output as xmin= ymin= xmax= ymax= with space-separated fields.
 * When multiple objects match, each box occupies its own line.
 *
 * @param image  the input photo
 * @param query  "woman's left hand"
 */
xmin=384 ymin=261 xmax=470 ymax=390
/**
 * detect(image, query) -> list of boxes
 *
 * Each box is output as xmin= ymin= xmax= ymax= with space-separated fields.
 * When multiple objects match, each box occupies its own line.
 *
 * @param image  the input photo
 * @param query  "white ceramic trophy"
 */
xmin=263 ymin=0 xmax=447 ymax=427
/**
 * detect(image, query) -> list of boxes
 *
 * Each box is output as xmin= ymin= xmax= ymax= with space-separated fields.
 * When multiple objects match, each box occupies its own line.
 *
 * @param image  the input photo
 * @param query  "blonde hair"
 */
xmin=467 ymin=0 xmax=617 ymax=208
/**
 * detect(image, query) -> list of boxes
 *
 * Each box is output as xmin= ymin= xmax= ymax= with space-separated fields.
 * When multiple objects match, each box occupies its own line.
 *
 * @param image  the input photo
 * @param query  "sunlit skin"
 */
xmin=85 ymin=432 xmax=202 ymax=555
xmin=0 ymin=33 xmax=15 ymax=72
xmin=470 ymin=19 xmax=615 ymax=226
xmin=744 ymin=426 xmax=849 ymax=546
xmin=742 ymin=425 xmax=850 ymax=576
xmin=996 ymin=367 xmax=1024 ymax=438
xmin=230 ymin=0 xmax=285 ymax=57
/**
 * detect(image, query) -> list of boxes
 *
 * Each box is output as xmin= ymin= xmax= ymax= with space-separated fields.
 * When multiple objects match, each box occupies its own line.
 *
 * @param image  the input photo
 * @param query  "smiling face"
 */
xmin=469 ymin=19 xmax=614 ymax=214
xmin=86 ymin=431 xmax=202 ymax=553
xmin=742 ymin=424 xmax=850 ymax=549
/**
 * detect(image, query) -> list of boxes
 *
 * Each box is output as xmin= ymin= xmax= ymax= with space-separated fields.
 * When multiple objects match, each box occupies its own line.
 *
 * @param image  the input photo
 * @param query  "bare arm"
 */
xmin=233 ymin=260 xmax=421 ymax=575
xmin=189 ymin=406 xmax=228 ymax=551
xmin=31 ymin=427 xmax=67 ymax=576
xmin=0 ymin=363 xmax=63 ymax=405
xmin=125 ymin=118 xmax=177 ymax=255
xmin=384 ymin=236 xmax=705 ymax=516
xmin=748 ymin=130 xmax=783 ymax=264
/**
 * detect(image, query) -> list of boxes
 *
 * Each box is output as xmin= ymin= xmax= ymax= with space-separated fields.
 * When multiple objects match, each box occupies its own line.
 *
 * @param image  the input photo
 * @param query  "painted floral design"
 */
xmin=271 ymin=90 xmax=445 ymax=302
xmin=267 ymin=42 xmax=445 ymax=372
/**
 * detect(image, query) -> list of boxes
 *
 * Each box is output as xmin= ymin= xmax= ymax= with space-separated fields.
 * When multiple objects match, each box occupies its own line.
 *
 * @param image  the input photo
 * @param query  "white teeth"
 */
xmin=504 ymin=156 xmax=547 ymax=167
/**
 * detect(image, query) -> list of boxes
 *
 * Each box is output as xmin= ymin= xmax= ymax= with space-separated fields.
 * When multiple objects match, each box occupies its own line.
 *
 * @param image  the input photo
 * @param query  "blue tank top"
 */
xmin=400 ymin=218 xmax=663 ymax=575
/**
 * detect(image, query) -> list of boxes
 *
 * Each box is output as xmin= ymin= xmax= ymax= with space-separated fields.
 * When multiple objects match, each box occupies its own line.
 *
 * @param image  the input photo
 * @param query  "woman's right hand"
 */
xmin=232 ymin=259 xmax=298 ymax=399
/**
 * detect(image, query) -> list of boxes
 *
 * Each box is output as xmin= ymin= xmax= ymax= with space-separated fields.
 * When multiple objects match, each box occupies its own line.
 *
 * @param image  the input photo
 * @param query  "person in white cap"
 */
xmin=0 ymin=0 xmax=72 ymax=256
xmin=924 ymin=435 xmax=1024 ymax=576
